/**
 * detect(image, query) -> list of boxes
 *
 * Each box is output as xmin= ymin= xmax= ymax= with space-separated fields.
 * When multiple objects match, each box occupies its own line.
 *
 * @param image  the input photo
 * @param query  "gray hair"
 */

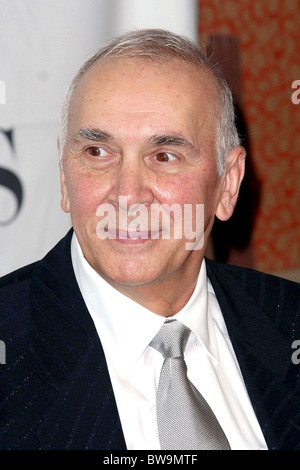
xmin=58 ymin=28 xmax=240 ymax=175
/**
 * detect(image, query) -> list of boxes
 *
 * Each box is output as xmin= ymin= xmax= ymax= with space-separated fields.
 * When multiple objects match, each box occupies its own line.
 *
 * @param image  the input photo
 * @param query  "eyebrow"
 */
xmin=149 ymin=134 xmax=195 ymax=148
xmin=74 ymin=128 xmax=113 ymax=142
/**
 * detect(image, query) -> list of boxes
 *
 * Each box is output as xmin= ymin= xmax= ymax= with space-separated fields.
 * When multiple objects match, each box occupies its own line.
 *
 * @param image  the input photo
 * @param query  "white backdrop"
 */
xmin=0 ymin=0 xmax=198 ymax=276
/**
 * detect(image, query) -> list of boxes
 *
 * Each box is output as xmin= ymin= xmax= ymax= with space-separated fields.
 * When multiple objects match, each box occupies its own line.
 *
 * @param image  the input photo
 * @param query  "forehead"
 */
xmin=68 ymin=57 xmax=220 ymax=142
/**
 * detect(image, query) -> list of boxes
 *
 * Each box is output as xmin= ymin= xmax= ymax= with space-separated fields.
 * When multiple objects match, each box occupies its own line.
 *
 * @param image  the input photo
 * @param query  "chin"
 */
xmin=107 ymin=269 xmax=160 ymax=287
xmin=89 ymin=239 xmax=179 ymax=287
xmin=97 ymin=261 xmax=164 ymax=288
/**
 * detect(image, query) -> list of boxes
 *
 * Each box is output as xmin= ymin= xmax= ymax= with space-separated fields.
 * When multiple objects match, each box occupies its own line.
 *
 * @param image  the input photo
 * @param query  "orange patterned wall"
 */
xmin=199 ymin=0 xmax=300 ymax=273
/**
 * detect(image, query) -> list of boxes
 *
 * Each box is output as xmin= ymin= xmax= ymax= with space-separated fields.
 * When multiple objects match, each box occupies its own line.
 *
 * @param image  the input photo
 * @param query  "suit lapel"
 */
xmin=27 ymin=230 xmax=126 ymax=449
xmin=206 ymin=258 xmax=300 ymax=450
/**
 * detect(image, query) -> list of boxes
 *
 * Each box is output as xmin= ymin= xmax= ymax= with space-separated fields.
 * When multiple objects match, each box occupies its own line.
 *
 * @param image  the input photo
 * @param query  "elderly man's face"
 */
xmin=60 ymin=58 xmax=241 ymax=288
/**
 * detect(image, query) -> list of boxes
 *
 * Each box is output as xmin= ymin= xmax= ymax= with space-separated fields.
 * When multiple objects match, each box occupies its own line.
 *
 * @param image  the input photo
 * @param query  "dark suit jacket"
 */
xmin=1 ymin=230 xmax=300 ymax=450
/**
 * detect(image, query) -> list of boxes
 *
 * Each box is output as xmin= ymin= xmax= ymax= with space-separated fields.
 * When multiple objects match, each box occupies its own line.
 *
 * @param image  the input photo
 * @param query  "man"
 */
xmin=0 ymin=29 xmax=300 ymax=451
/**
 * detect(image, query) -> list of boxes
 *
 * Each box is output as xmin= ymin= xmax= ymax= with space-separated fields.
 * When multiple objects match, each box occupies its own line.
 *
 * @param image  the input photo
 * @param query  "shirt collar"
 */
xmin=71 ymin=233 xmax=218 ymax=374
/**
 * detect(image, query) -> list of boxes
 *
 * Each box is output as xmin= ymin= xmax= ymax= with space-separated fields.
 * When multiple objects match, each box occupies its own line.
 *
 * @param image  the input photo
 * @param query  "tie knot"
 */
xmin=150 ymin=320 xmax=190 ymax=358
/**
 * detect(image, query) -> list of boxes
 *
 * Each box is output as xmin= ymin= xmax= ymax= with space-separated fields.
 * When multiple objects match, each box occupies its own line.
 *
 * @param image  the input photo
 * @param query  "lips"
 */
xmin=118 ymin=230 xmax=150 ymax=239
xmin=108 ymin=228 xmax=160 ymax=240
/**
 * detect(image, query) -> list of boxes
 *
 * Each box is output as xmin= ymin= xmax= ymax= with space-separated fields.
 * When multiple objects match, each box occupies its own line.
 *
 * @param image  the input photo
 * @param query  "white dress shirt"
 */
xmin=71 ymin=233 xmax=268 ymax=450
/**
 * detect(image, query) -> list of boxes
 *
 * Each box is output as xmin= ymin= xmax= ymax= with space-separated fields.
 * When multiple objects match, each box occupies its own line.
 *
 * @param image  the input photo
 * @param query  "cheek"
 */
xmin=65 ymin=173 xmax=105 ymax=217
xmin=153 ymin=174 xmax=207 ymax=206
xmin=154 ymin=169 xmax=221 ymax=229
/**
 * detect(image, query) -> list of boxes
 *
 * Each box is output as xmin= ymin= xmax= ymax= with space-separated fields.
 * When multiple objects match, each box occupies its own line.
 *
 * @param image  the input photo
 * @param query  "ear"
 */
xmin=60 ymin=167 xmax=71 ymax=213
xmin=215 ymin=146 xmax=246 ymax=221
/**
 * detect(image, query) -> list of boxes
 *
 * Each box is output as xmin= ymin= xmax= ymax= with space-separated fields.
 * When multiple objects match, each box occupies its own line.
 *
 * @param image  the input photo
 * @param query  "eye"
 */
xmin=83 ymin=146 xmax=119 ymax=171
xmin=155 ymin=152 xmax=178 ymax=163
xmin=145 ymin=151 xmax=183 ymax=175
xmin=86 ymin=147 xmax=108 ymax=157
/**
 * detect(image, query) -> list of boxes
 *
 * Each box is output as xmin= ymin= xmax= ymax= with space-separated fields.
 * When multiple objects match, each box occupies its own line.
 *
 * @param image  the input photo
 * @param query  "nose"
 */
xmin=107 ymin=156 xmax=154 ymax=209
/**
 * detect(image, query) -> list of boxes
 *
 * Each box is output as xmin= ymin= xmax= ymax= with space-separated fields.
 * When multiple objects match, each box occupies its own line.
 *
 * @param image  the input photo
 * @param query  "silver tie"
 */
xmin=150 ymin=319 xmax=230 ymax=450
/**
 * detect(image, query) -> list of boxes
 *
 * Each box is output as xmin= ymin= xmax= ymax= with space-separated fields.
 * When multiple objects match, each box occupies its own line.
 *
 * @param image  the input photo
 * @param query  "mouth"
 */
xmin=107 ymin=228 xmax=162 ymax=244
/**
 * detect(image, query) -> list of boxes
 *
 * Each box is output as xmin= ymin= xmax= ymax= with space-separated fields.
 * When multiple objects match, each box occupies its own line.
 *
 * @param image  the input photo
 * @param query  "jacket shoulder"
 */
xmin=0 ymin=229 xmax=73 ymax=309
xmin=206 ymin=257 xmax=298 ymax=284
xmin=206 ymin=258 xmax=300 ymax=335
xmin=0 ymin=261 xmax=36 ymax=291
xmin=206 ymin=257 xmax=300 ymax=293
xmin=0 ymin=262 xmax=37 ymax=338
